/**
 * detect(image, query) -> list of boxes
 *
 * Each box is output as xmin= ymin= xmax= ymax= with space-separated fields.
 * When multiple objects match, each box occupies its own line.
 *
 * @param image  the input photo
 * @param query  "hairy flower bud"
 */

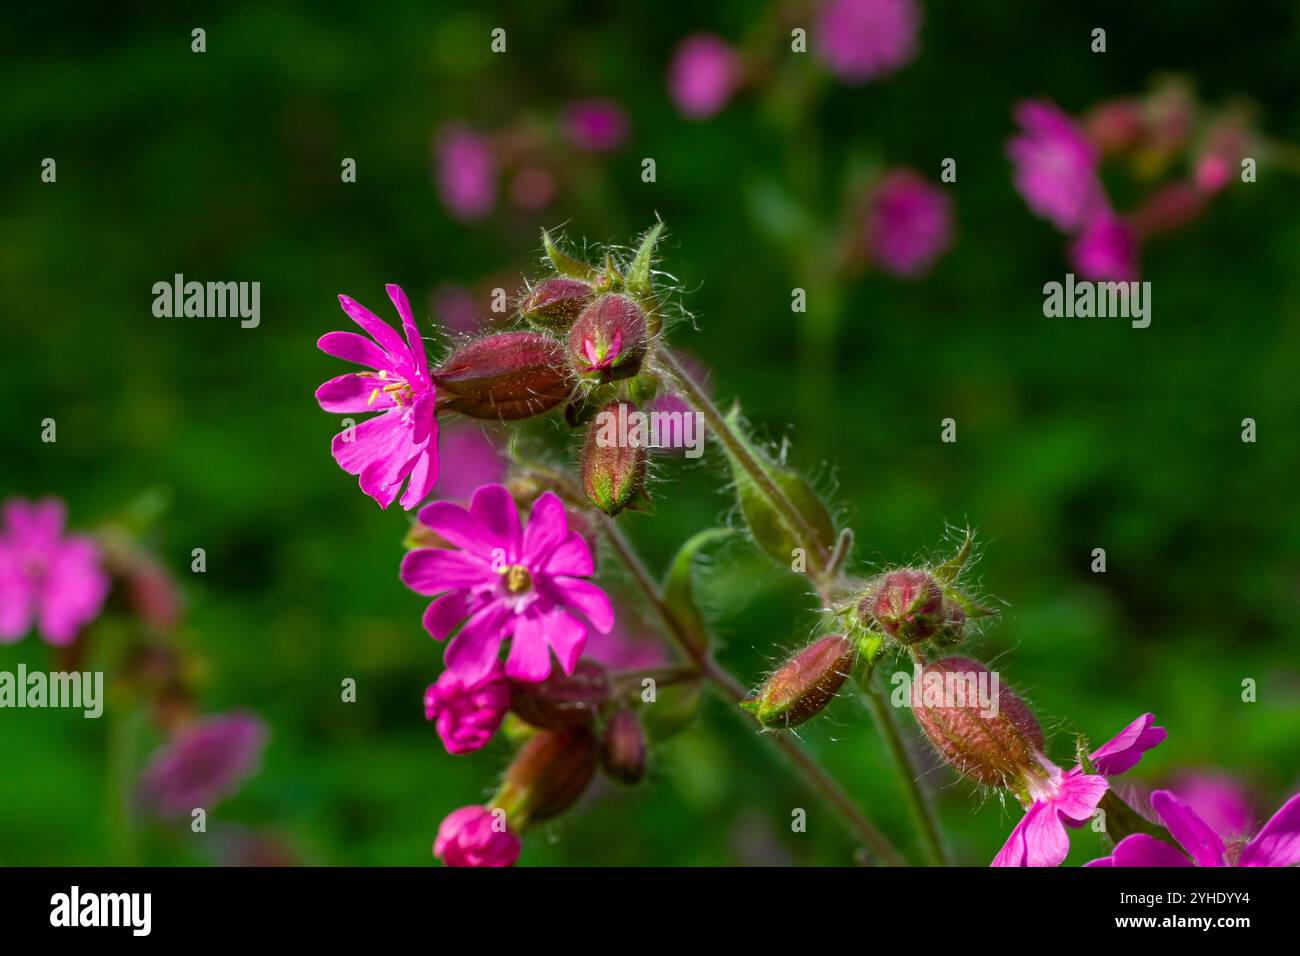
xmin=860 ymin=569 xmax=944 ymax=643
xmin=911 ymin=656 xmax=1044 ymax=788
xmin=567 ymin=293 xmax=647 ymax=383
xmin=600 ymin=709 xmax=647 ymax=785
xmin=435 ymin=331 xmax=575 ymax=420
xmin=498 ymin=727 xmax=599 ymax=825
xmin=509 ymin=660 xmax=609 ymax=729
xmin=519 ymin=277 xmax=594 ymax=330
xmin=582 ymin=401 xmax=649 ymax=515
xmin=741 ymin=634 xmax=858 ymax=729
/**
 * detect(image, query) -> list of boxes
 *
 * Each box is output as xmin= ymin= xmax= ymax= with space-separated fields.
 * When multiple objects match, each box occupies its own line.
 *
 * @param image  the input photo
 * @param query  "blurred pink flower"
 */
xmin=1007 ymin=100 xmax=1108 ymax=233
xmin=667 ymin=33 xmax=741 ymax=119
xmin=1089 ymin=790 xmax=1300 ymax=867
xmin=424 ymin=662 xmax=510 ymax=754
xmin=434 ymin=805 xmax=520 ymax=867
xmin=1167 ymin=771 xmax=1255 ymax=841
xmin=434 ymin=124 xmax=496 ymax=221
xmin=814 ymin=0 xmax=921 ymax=85
xmin=432 ymin=424 xmax=508 ymax=501
xmin=563 ymin=99 xmax=629 ymax=152
xmin=993 ymin=713 xmax=1166 ymax=867
xmin=865 ymin=169 xmax=953 ymax=278
xmin=509 ymin=165 xmax=557 ymax=210
xmin=582 ymin=612 xmax=669 ymax=670
xmin=316 ymin=285 xmax=438 ymax=510
xmin=139 ymin=713 xmax=267 ymax=818
xmin=401 ymin=484 xmax=614 ymax=685
xmin=0 ymin=497 xmax=108 ymax=646
xmin=1069 ymin=213 xmax=1139 ymax=281
xmin=430 ymin=282 xmax=480 ymax=335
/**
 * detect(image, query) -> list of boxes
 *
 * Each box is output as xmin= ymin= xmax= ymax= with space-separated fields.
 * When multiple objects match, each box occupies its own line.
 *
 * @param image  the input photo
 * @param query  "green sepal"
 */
xmin=542 ymin=229 xmax=599 ymax=280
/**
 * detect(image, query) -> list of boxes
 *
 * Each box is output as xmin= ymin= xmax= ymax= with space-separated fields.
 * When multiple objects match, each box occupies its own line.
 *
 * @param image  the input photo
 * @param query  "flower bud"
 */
xmin=932 ymin=601 xmax=966 ymax=647
xmin=519 ymin=277 xmax=594 ymax=330
xmin=434 ymin=805 xmax=521 ymax=867
xmin=600 ymin=709 xmax=647 ymax=785
xmin=911 ymin=656 xmax=1044 ymax=788
xmin=435 ymin=331 xmax=575 ymax=420
xmin=498 ymin=727 xmax=600 ymax=825
xmin=741 ymin=634 xmax=857 ymax=729
xmin=510 ymin=660 xmax=609 ymax=729
xmin=582 ymin=401 xmax=649 ymax=515
xmin=860 ymin=569 xmax=944 ymax=644
xmin=567 ymin=293 xmax=647 ymax=383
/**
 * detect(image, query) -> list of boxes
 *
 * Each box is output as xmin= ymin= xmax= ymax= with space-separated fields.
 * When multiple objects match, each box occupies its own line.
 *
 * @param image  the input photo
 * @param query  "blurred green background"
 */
xmin=3 ymin=0 xmax=1298 ymax=866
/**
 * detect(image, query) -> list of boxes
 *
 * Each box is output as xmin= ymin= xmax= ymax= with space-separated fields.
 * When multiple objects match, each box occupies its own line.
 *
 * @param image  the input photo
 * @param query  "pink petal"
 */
xmin=4 ymin=497 xmax=66 ymax=540
xmin=1090 ymin=713 xmax=1166 ymax=776
xmin=410 ymin=389 xmax=436 ymax=447
xmin=1084 ymin=856 xmax=1114 ymax=867
xmin=469 ymin=484 xmax=522 ymax=562
xmin=550 ymin=577 xmax=614 ymax=633
xmin=1240 ymin=793 xmax=1300 ymax=867
xmin=386 ymin=284 xmax=429 ymax=380
xmin=37 ymin=538 xmax=109 ymax=645
xmin=422 ymin=591 xmax=472 ymax=640
xmin=1022 ymin=800 xmax=1072 ymax=867
xmin=991 ymin=807 xmax=1033 ymax=867
xmin=399 ymin=441 xmax=439 ymax=512
xmin=1110 ymin=833 xmax=1194 ymax=867
xmin=542 ymin=609 xmax=586 ymax=675
xmin=358 ymin=457 xmax=406 ymax=509
xmin=401 ymin=548 xmax=492 ymax=595
xmin=337 ymin=293 xmax=409 ymax=365
xmin=417 ymin=500 xmax=494 ymax=556
xmin=444 ymin=602 xmax=511 ymax=686
xmin=315 ymin=373 xmax=397 ymax=413
xmin=521 ymin=492 xmax=568 ymax=565
xmin=505 ymin=609 xmax=554 ymax=682
xmin=317 ymin=330 xmax=394 ymax=371
xmin=1151 ymin=790 xmax=1226 ymax=867
xmin=330 ymin=408 xmax=409 ymax=477
xmin=543 ymin=532 xmax=595 ymax=577
xmin=1055 ymin=770 xmax=1108 ymax=823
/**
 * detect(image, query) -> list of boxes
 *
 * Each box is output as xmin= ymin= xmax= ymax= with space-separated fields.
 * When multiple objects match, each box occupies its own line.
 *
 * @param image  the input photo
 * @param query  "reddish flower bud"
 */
xmin=435 ymin=331 xmax=575 ymax=420
xmin=860 ymin=569 xmax=944 ymax=644
xmin=741 ymin=634 xmax=858 ymax=729
xmin=932 ymin=601 xmax=966 ymax=647
xmin=911 ymin=656 xmax=1044 ymax=788
xmin=519 ymin=277 xmax=595 ymax=330
xmin=600 ymin=709 xmax=647 ymax=785
xmin=567 ymin=293 xmax=647 ymax=383
xmin=498 ymin=727 xmax=600 ymax=825
xmin=581 ymin=401 xmax=649 ymax=515
xmin=510 ymin=660 xmax=609 ymax=729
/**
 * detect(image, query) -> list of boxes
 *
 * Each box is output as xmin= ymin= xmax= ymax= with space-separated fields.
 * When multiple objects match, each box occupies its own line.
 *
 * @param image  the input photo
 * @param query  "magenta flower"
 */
xmin=814 ymin=0 xmax=921 ymax=85
xmin=401 ymin=484 xmax=615 ymax=686
xmin=563 ymin=99 xmax=629 ymax=153
xmin=1069 ymin=213 xmax=1140 ymax=281
xmin=430 ymin=282 xmax=481 ymax=335
xmin=424 ymin=662 xmax=511 ymax=755
xmin=667 ymin=33 xmax=741 ymax=120
xmin=1088 ymin=790 xmax=1300 ymax=868
xmin=316 ymin=285 xmax=438 ymax=511
xmin=434 ymin=805 xmax=521 ymax=867
xmin=582 ymin=611 xmax=669 ymax=670
xmin=0 ymin=497 xmax=109 ymax=646
xmin=992 ymin=713 xmax=1166 ymax=867
xmin=430 ymin=424 xmax=507 ymax=502
xmin=865 ymin=169 xmax=953 ymax=278
xmin=138 ymin=713 xmax=267 ymax=818
xmin=434 ymin=124 xmax=496 ymax=221
xmin=1007 ymin=100 xmax=1109 ymax=234
xmin=1167 ymin=771 xmax=1256 ymax=841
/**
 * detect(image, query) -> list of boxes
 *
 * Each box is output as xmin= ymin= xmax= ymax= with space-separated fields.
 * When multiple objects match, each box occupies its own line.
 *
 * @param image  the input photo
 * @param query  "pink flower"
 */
xmin=434 ymin=124 xmax=496 ymax=221
xmin=1166 ymin=771 xmax=1255 ymax=841
xmin=1069 ymin=213 xmax=1139 ymax=281
xmin=667 ymin=33 xmax=741 ymax=119
xmin=865 ymin=169 xmax=953 ymax=278
xmin=316 ymin=285 xmax=439 ymax=511
xmin=434 ymin=805 xmax=521 ymax=867
xmin=430 ymin=283 xmax=480 ymax=335
xmin=424 ymin=662 xmax=511 ymax=755
xmin=1007 ymin=100 xmax=1108 ymax=233
xmin=563 ymin=99 xmax=629 ymax=152
xmin=401 ymin=484 xmax=615 ymax=686
xmin=1088 ymin=790 xmax=1300 ymax=868
xmin=581 ymin=611 xmax=669 ymax=670
xmin=0 ymin=497 xmax=109 ymax=646
xmin=814 ymin=0 xmax=921 ymax=85
xmin=431 ymin=424 xmax=507 ymax=502
xmin=138 ymin=713 xmax=267 ymax=818
xmin=992 ymin=713 xmax=1166 ymax=867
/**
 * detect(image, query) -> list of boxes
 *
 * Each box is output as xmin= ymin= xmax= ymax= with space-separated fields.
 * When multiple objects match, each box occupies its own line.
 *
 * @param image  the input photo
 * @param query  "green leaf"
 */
xmin=542 ymin=229 xmax=598 ymax=280
xmin=639 ymin=679 xmax=702 ymax=742
xmin=625 ymin=221 xmax=664 ymax=295
xmin=661 ymin=527 xmax=734 ymax=653
xmin=1098 ymin=791 xmax=1179 ymax=848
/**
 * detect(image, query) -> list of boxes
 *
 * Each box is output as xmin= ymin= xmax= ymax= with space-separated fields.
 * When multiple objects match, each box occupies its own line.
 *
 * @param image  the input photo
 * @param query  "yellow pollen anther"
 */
xmin=503 ymin=565 xmax=533 ymax=594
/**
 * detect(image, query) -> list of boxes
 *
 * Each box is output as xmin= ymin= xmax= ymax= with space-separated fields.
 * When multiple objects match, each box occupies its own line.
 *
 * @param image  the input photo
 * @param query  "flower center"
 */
xmin=359 ymin=369 xmax=414 ymax=406
xmin=503 ymin=564 xmax=532 ymax=594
